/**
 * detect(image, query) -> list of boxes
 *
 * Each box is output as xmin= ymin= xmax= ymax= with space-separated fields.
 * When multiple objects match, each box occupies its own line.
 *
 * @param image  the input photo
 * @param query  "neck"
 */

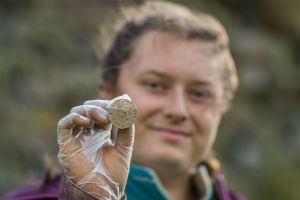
xmin=153 ymin=165 xmax=195 ymax=200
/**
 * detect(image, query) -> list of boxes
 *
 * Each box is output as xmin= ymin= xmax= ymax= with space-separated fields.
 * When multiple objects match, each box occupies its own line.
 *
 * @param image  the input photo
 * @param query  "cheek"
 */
xmin=128 ymin=92 xmax=158 ymax=122
xmin=191 ymin=106 xmax=222 ymax=153
xmin=192 ymin=104 xmax=221 ymax=131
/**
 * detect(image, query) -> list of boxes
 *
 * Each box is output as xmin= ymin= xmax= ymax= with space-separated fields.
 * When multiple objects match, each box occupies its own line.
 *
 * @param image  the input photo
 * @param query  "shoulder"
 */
xmin=201 ymin=157 xmax=246 ymax=200
xmin=0 ymin=175 xmax=61 ymax=200
xmin=212 ymin=172 xmax=246 ymax=200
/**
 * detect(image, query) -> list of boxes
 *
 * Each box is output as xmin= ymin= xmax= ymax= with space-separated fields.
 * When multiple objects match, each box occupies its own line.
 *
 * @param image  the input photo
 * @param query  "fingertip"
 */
xmin=74 ymin=115 xmax=90 ymax=126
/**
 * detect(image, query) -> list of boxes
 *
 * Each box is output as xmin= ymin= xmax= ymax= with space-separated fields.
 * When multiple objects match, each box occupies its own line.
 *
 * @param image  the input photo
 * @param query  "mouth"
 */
xmin=151 ymin=127 xmax=191 ymax=141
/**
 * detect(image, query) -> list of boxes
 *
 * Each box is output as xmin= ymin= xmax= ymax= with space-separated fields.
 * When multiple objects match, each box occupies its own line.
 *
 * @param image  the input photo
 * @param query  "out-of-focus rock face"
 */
xmin=0 ymin=1 xmax=298 ymax=200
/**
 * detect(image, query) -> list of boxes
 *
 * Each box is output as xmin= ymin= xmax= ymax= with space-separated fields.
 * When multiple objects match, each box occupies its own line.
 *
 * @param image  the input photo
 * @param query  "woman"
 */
xmin=1 ymin=2 xmax=244 ymax=200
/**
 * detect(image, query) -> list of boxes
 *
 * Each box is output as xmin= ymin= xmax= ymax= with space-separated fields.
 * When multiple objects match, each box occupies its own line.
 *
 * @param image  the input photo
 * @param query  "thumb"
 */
xmin=114 ymin=125 xmax=135 ymax=163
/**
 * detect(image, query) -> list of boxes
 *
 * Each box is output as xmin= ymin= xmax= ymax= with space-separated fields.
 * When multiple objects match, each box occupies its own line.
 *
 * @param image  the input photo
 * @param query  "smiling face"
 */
xmin=103 ymin=30 xmax=226 ymax=172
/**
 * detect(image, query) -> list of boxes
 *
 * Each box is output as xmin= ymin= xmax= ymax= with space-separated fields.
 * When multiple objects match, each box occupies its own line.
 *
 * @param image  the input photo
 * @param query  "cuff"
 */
xmin=58 ymin=173 xmax=127 ymax=200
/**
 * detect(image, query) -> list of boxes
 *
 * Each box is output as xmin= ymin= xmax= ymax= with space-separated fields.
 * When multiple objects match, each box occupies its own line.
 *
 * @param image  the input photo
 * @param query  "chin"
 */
xmin=149 ymin=149 xmax=190 ymax=169
xmin=133 ymin=134 xmax=192 ymax=169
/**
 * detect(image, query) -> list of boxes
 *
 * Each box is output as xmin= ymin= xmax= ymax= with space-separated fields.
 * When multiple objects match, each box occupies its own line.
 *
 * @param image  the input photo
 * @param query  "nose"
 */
xmin=164 ymin=88 xmax=188 ymax=123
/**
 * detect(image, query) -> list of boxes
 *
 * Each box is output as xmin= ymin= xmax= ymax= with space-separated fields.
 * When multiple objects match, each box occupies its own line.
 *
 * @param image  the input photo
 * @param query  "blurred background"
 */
xmin=0 ymin=0 xmax=299 ymax=199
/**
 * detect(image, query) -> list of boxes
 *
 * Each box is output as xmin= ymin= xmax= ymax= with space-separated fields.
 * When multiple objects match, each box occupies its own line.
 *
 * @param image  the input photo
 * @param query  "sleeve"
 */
xmin=58 ymin=173 xmax=98 ymax=200
xmin=58 ymin=174 xmax=127 ymax=200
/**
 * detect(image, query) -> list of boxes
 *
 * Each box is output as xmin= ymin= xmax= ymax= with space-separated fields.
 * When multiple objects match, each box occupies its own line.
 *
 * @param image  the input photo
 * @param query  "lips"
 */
xmin=151 ymin=126 xmax=191 ymax=141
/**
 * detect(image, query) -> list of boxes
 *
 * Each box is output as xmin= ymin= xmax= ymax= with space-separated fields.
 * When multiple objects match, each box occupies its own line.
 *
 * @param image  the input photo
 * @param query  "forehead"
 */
xmin=125 ymin=30 xmax=224 ymax=81
xmin=134 ymin=30 xmax=216 ymax=56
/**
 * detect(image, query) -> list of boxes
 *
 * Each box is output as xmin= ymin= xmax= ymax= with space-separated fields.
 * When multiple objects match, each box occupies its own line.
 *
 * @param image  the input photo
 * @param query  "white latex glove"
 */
xmin=57 ymin=94 xmax=134 ymax=200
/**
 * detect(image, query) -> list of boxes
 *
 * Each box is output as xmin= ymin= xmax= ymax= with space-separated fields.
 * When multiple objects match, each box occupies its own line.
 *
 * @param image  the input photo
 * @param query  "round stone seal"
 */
xmin=108 ymin=99 xmax=137 ymax=129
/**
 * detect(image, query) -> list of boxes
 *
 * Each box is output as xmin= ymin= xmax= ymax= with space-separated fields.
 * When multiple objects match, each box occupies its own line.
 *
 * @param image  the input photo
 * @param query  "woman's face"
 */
xmin=107 ymin=31 xmax=225 ymax=172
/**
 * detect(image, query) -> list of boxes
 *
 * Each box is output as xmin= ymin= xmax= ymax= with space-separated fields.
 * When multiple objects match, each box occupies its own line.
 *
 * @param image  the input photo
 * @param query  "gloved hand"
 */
xmin=57 ymin=94 xmax=134 ymax=200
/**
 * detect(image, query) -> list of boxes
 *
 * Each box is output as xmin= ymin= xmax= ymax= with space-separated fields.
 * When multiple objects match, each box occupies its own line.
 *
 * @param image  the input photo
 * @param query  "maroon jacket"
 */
xmin=0 ymin=171 xmax=245 ymax=200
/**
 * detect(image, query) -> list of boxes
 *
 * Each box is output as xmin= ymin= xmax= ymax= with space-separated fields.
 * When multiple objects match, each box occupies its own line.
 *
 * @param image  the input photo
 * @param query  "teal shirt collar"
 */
xmin=125 ymin=164 xmax=213 ymax=200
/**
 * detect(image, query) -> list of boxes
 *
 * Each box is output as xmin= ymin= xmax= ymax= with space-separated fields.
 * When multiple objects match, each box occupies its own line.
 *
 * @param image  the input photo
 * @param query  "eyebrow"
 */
xmin=140 ymin=70 xmax=213 ymax=86
xmin=141 ymin=70 xmax=170 ymax=78
xmin=192 ymin=80 xmax=212 ymax=86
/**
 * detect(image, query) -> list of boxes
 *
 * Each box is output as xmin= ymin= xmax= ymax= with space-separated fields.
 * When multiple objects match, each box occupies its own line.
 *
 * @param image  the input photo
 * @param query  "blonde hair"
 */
xmin=99 ymin=1 xmax=238 ymax=111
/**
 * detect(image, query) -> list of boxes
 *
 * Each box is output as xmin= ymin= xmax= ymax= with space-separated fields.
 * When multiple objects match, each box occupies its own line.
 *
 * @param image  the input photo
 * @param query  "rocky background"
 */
xmin=0 ymin=0 xmax=299 ymax=199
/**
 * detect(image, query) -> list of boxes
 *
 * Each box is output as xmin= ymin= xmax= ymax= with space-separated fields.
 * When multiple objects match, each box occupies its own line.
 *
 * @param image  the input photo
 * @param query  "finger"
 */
xmin=58 ymin=113 xmax=90 ymax=130
xmin=70 ymin=105 xmax=109 ymax=127
xmin=114 ymin=125 xmax=135 ymax=162
xmin=57 ymin=113 xmax=90 ymax=143
xmin=83 ymin=100 xmax=111 ymax=110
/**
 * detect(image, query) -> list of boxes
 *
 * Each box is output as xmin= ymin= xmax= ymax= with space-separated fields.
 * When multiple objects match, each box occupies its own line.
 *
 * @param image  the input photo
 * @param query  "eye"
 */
xmin=192 ymin=91 xmax=207 ymax=97
xmin=190 ymin=90 xmax=210 ymax=101
xmin=144 ymin=81 xmax=163 ymax=90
